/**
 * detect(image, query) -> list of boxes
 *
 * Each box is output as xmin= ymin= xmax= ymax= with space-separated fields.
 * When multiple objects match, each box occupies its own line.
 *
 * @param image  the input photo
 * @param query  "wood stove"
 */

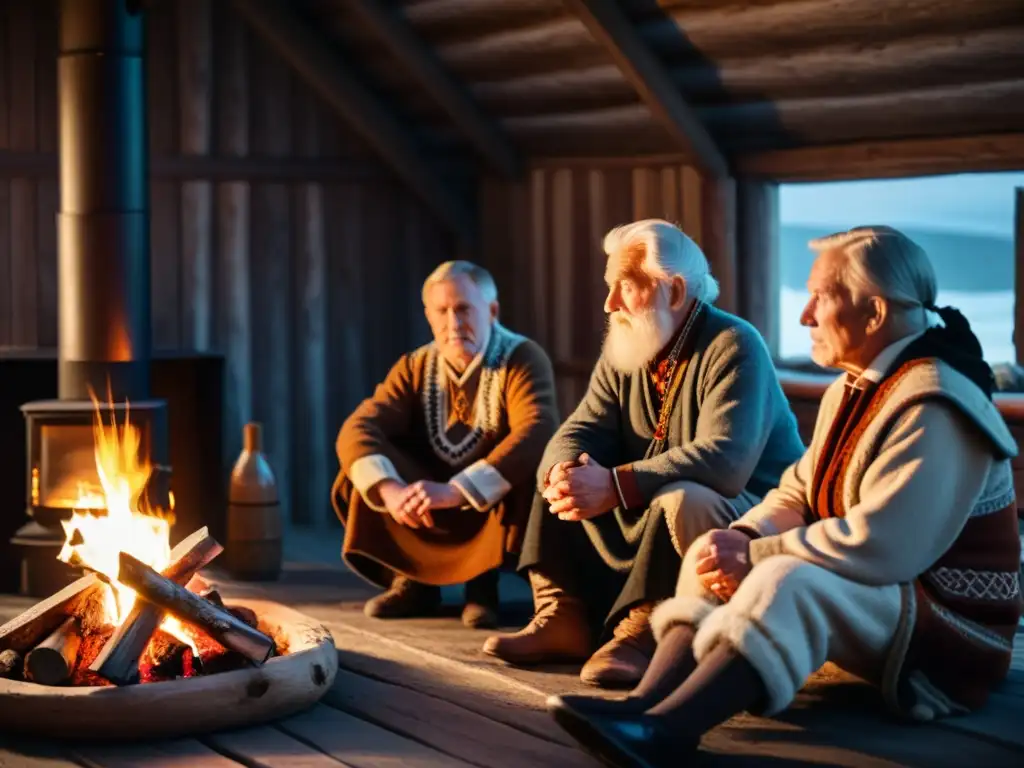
xmin=11 ymin=0 xmax=167 ymax=596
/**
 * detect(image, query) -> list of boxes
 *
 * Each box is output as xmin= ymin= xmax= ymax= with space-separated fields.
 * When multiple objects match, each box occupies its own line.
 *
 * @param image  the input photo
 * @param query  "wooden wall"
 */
xmin=479 ymin=160 xmax=751 ymax=419
xmin=0 ymin=0 xmax=455 ymax=528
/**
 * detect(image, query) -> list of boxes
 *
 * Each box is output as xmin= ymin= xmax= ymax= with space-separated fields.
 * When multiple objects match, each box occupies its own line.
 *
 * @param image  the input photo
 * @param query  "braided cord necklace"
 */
xmin=651 ymin=301 xmax=705 ymax=444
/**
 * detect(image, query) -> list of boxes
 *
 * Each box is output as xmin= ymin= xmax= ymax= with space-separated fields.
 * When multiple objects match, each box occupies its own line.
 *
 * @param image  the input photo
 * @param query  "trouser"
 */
xmin=519 ymin=480 xmax=754 ymax=636
xmin=651 ymin=532 xmax=904 ymax=715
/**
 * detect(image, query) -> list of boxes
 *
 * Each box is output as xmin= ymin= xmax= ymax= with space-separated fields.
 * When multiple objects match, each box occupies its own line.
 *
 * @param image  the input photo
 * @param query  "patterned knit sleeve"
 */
xmin=336 ymin=353 xmax=418 ymax=510
xmin=451 ymin=340 xmax=559 ymax=511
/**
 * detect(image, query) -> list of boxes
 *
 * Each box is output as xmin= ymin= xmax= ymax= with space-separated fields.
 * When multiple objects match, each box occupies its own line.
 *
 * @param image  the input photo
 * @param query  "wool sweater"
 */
xmin=539 ymin=304 xmax=805 ymax=506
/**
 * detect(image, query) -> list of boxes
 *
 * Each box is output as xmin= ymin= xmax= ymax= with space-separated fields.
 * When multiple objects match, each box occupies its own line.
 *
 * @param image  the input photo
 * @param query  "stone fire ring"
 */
xmin=0 ymin=599 xmax=338 ymax=741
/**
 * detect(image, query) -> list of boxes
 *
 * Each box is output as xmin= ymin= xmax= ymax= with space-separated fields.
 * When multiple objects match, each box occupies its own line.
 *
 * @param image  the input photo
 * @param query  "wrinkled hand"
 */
xmin=696 ymin=529 xmax=753 ymax=600
xmin=378 ymin=480 xmax=461 ymax=529
xmin=544 ymin=459 xmax=580 ymax=490
xmin=543 ymin=453 xmax=617 ymax=522
xmin=396 ymin=480 xmax=464 ymax=528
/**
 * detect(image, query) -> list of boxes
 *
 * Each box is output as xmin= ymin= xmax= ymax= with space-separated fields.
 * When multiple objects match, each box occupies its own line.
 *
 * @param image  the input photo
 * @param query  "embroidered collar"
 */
xmin=422 ymin=322 xmax=526 ymax=466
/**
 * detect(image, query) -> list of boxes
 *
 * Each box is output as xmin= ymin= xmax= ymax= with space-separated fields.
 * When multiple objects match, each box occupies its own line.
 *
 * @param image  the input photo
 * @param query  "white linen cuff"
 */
xmin=451 ymin=460 xmax=512 ymax=512
xmin=349 ymin=454 xmax=403 ymax=512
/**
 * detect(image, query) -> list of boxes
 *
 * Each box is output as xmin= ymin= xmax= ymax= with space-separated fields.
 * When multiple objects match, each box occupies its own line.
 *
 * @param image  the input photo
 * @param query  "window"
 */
xmin=778 ymin=172 xmax=1024 ymax=364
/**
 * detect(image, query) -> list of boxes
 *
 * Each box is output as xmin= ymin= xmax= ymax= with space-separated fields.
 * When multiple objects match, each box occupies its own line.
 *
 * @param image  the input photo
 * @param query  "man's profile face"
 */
xmin=801 ymin=249 xmax=872 ymax=369
xmin=424 ymin=274 xmax=496 ymax=368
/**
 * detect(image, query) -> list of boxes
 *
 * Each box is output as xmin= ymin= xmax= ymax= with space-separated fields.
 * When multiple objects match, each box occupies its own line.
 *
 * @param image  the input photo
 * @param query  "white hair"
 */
xmin=603 ymin=219 xmax=719 ymax=304
xmin=421 ymin=260 xmax=498 ymax=305
xmin=810 ymin=225 xmax=939 ymax=328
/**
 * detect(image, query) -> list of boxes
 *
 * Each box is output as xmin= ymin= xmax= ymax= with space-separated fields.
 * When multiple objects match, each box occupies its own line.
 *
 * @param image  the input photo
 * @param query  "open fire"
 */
xmin=0 ymin=399 xmax=278 ymax=688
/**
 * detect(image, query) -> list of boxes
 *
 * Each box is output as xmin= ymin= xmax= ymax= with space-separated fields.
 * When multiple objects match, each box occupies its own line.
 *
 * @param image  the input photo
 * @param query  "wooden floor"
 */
xmin=3 ymin=526 xmax=1024 ymax=767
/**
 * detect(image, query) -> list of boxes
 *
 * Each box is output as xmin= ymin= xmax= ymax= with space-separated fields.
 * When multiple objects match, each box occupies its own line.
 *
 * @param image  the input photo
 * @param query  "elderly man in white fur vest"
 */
xmin=547 ymin=225 xmax=1023 ymax=768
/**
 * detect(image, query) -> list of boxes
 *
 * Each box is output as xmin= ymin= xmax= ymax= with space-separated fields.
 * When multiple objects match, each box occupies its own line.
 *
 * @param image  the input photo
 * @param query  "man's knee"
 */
xmin=654 ymin=481 xmax=740 ymax=555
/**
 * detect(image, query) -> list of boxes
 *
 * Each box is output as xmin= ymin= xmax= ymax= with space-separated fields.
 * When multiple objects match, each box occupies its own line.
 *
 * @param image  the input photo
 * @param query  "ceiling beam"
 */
xmin=347 ymin=0 xmax=523 ymax=178
xmin=229 ymin=0 xmax=476 ymax=246
xmin=735 ymin=133 xmax=1024 ymax=183
xmin=560 ymin=0 xmax=728 ymax=178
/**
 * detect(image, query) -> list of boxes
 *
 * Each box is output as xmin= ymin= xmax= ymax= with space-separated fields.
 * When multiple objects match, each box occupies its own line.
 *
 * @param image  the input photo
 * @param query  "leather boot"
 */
xmin=462 ymin=569 xmax=500 ymax=629
xmin=579 ymin=602 xmax=656 ymax=688
xmin=481 ymin=570 xmax=592 ymax=665
xmin=363 ymin=576 xmax=441 ymax=619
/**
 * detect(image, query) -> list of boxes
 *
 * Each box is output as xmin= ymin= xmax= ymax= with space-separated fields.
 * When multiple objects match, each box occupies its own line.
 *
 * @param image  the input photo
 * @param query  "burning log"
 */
xmin=0 ymin=574 xmax=102 ymax=654
xmin=23 ymin=617 xmax=82 ymax=686
xmin=0 ymin=649 xmax=22 ymax=680
xmin=139 ymin=630 xmax=202 ymax=683
xmin=89 ymin=526 xmax=223 ymax=685
xmin=115 ymin=552 xmax=276 ymax=665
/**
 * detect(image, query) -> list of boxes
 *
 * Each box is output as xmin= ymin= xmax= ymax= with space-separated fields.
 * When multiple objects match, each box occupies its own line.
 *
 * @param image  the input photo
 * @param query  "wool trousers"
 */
xmin=651 ymin=531 xmax=904 ymax=715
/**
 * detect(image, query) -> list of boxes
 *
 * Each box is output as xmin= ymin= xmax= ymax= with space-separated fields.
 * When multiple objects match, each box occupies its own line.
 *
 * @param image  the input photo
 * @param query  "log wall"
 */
xmin=478 ymin=160 xmax=770 ymax=420
xmin=0 ymin=0 xmax=455 ymax=528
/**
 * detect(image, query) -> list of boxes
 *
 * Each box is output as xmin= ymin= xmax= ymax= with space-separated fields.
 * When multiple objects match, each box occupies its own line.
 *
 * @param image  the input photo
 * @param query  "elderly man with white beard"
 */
xmin=482 ymin=219 xmax=804 ymax=688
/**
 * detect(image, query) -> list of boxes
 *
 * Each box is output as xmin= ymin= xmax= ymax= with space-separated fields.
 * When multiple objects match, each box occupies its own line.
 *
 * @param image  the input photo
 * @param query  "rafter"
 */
xmin=347 ymin=0 xmax=522 ymax=179
xmin=229 ymin=0 xmax=476 ymax=245
xmin=563 ymin=0 xmax=728 ymax=176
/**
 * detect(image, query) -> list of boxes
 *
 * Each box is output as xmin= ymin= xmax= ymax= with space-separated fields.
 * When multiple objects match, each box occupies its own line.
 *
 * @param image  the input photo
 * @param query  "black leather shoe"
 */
xmin=547 ymin=695 xmax=697 ymax=768
xmin=550 ymin=693 xmax=651 ymax=718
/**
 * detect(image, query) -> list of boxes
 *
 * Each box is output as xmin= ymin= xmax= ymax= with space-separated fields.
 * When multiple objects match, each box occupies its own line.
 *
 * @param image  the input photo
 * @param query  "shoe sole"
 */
xmin=549 ymin=703 xmax=656 ymax=768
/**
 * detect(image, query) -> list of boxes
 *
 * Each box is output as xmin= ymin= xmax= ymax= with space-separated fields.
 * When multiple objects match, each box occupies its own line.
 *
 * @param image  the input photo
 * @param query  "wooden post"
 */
xmin=216 ymin=5 xmax=252 ymax=470
xmin=178 ymin=0 xmax=214 ymax=351
xmin=736 ymin=180 xmax=780 ymax=355
xmin=1015 ymin=188 xmax=1024 ymax=366
xmin=701 ymin=175 xmax=738 ymax=315
xmin=293 ymin=89 xmax=329 ymax=528
xmin=23 ymin=617 xmax=82 ymax=685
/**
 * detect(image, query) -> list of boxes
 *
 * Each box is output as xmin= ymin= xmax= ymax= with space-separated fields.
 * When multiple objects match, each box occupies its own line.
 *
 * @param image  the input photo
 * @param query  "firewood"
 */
xmin=201 ymin=588 xmax=225 ymax=608
xmin=228 ymin=605 xmax=258 ymax=628
xmin=71 ymin=627 xmax=115 ymax=687
xmin=139 ymin=630 xmax=203 ymax=683
xmin=89 ymin=526 xmax=223 ymax=685
xmin=0 ymin=574 xmax=102 ymax=654
xmin=0 ymin=649 xmax=22 ymax=680
xmin=114 ymin=552 xmax=275 ymax=665
xmin=24 ymin=617 xmax=82 ymax=686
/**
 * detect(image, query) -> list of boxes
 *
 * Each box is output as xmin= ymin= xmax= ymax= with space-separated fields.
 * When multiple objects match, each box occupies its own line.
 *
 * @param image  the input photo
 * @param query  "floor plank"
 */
xmin=277 ymin=704 xmax=471 ymax=768
xmin=202 ymin=726 xmax=349 ymax=768
xmin=327 ymin=620 xmax=580 ymax=748
xmin=0 ymin=738 xmax=80 ymax=768
xmin=72 ymin=738 xmax=241 ymax=768
xmin=324 ymin=668 xmax=597 ymax=768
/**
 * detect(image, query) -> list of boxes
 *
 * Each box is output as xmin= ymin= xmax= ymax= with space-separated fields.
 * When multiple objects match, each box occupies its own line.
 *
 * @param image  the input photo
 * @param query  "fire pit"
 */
xmin=0 ymin=598 xmax=337 ymax=741
xmin=0 ymin=403 xmax=337 ymax=739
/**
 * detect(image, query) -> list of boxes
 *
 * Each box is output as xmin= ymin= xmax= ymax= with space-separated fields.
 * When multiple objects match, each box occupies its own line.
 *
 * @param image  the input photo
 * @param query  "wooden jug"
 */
xmin=226 ymin=422 xmax=282 ymax=580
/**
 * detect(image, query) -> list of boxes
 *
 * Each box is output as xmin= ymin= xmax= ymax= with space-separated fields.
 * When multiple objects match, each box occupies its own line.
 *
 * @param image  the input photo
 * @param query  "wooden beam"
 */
xmin=0 ymin=149 xmax=472 ymax=182
xmin=639 ymin=0 xmax=1024 ymax=61
xmin=735 ymin=134 xmax=1024 ymax=182
xmin=504 ymin=78 xmax=1024 ymax=153
xmin=471 ymin=27 xmax=1024 ymax=114
xmin=228 ymin=0 xmax=476 ymax=246
xmin=347 ymin=0 xmax=522 ymax=178
xmin=736 ymin=180 xmax=779 ymax=355
xmin=1015 ymin=188 xmax=1024 ymax=366
xmin=702 ymin=79 xmax=1024 ymax=151
xmin=702 ymin=176 xmax=737 ymax=314
xmin=560 ymin=0 xmax=727 ymax=178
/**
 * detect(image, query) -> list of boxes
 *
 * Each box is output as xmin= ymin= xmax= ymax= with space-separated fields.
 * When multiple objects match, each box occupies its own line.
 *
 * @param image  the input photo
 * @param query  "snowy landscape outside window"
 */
xmin=777 ymin=172 xmax=1024 ymax=365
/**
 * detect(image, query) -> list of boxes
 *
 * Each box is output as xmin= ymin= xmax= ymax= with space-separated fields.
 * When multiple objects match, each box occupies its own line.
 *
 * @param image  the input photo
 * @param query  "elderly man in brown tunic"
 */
xmin=332 ymin=261 xmax=559 ymax=629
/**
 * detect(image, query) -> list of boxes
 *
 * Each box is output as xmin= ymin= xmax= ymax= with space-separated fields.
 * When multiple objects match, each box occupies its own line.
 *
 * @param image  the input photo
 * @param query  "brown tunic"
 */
xmin=332 ymin=323 xmax=559 ymax=587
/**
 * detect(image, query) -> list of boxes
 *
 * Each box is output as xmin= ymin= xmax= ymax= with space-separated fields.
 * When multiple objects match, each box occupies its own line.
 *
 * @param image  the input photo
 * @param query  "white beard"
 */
xmin=602 ymin=307 xmax=677 ymax=373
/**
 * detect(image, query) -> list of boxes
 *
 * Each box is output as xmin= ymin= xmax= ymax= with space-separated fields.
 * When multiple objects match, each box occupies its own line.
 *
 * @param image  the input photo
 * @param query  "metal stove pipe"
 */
xmin=57 ymin=0 xmax=150 ymax=401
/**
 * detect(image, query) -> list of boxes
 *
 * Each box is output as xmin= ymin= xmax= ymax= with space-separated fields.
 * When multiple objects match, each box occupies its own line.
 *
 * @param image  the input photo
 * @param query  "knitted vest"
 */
xmin=810 ymin=358 xmax=1021 ymax=718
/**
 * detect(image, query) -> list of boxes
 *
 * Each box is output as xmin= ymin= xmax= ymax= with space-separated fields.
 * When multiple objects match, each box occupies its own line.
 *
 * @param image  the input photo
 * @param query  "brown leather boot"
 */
xmin=363 ymin=576 xmax=441 ymax=619
xmin=579 ymin=602 xmax=656 ymax=688
xmin=481 ymin=570 xmax=592 ymax=665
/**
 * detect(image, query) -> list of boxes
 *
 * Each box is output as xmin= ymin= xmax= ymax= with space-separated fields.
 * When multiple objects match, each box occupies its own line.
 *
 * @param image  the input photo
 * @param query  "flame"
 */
xmin=57 ymin=395 xmax=193 ymax=651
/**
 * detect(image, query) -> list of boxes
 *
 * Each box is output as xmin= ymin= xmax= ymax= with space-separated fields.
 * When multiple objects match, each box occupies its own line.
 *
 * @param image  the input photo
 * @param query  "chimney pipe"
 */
xmin=57 ymin=0 xmax=151 ymax=401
